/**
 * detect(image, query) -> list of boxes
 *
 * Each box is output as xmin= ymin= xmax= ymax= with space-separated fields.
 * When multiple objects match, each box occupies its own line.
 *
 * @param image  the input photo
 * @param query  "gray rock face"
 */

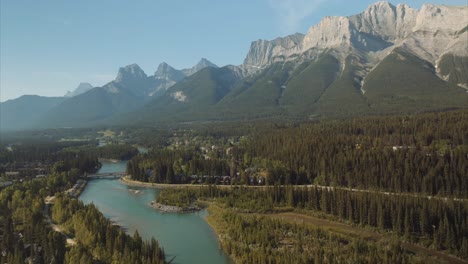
xmin=115 ymin=64 xmax=148 ymax=84
xmin=154 ymin=62 xmax=186 ymax=81
xmin=108 ymin=64 xmax=151 ymax=97
xmin=243 ymin=33 xmax=304 ymax=70
xmin=242 ymin=1 xmax=468 ymax=80
xmin=65 ymin=82 xmax=93 ymax=97
xmin=240 ymin=1 xmax=468 ymax=89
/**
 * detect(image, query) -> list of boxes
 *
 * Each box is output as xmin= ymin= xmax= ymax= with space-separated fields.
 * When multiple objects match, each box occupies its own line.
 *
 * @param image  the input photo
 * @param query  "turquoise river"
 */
xmin=79 ymin=161 xmax=231 ymax=264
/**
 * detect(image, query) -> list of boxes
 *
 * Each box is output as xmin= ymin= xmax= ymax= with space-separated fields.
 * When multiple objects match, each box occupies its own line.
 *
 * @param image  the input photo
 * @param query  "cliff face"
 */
xmin=243 ymin=33 xmax=304 ymax=69
xmin=243 ymin=2 xmax=468 ymax=71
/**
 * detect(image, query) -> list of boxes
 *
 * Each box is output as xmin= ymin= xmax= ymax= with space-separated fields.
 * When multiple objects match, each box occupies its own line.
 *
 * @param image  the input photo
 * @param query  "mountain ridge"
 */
xmin=1 ymin=2 xmax=467 ymax=130
xmin=133 ymin=1 xmax=467 ymax=123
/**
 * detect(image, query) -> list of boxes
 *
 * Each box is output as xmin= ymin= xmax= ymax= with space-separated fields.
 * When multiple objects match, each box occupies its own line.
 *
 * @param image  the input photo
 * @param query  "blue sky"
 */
xmin=1 ymin=0 xmax=466 ymax=101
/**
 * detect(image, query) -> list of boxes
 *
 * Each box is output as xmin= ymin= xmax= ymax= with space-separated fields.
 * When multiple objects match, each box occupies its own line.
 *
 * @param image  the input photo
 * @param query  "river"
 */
xmin=79 ymin=161 xmax=230 ymax=264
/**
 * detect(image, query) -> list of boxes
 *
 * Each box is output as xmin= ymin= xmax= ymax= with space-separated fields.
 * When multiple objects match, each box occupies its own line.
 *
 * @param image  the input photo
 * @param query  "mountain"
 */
xmin=122 ymin=66 xmax=242 ymax=123
xmin=151 ymin=58 xmax=219 ymax=97
xmin=37 ymin=59 xmax=218 ymax=128
xmin=182 ymin=58 xmax=219 ymax=76
xmin=363 ymin=48 xmax=468 ymax=113
xmin=242 ymin=2 xmax=467 ymax=70
xmin=0 ymin=95 xmax=66 ymax=131
xmin=242 ymin=33 xmax=304 ymax=73
xmin=132 ymin=2 xmax=467 ymax=123
xmin=38 ymin=64 xmax=152 ymax=128
xmin=4 ymin=2 xmax=467 ymax=130
xmin=64 ymin=83 xmax=93 ymax=97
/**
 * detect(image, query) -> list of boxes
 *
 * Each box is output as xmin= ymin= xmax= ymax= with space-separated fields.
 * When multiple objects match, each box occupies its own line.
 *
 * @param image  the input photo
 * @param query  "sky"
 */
xmin=1 ymin=0 xmax=466 ymax=102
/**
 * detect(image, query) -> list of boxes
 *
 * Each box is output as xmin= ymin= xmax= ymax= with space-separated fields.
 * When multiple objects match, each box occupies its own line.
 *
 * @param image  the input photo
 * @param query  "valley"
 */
xmin=1 ymin=1 xmax=467 ymax=263
xmin=2 ymin=109 xmax=468 ymax=263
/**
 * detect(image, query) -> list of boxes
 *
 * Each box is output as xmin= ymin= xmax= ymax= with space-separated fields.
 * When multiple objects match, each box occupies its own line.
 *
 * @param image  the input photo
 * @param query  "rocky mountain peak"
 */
xmin=302 ymin=16 xmax=352 ymax=50
xmin=195 ymin=58 xmax=217 ymax=69
xmin=65 ymin=82 xmax=93 ymax=97
xmin=115 ymin=63 xmax=147 ymax=83
xmin=182 ymin=58 xmax=218 ymax=76
xmin=369 ymin=1 xmax=394 ymax=9
xmin=242 ymin=2 xmax=467 ymax=70
xmin=243 ymin=33 xmax=304 ymax=69
xmin=415 ymin=4 xmax=468 ymax=32
xmin=154 ymin=62 xmax=178 ymax=78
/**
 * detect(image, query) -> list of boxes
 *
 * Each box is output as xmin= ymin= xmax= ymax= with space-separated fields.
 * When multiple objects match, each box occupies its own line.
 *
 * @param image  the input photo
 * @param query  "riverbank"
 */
xmin=121 ymin=176 xmax=216 ymax=189
xmin=204 ymin=204 xmax=237 ymax=263
xmin=98 ymin=158 xmax=121 ymax=163
xmin=66 ymin=179 xmax=88 ymax=198
xmin=121 ymin=176 xmax=253 ymax=190
xmin=121 ymin=176 xmax=468 ymax=202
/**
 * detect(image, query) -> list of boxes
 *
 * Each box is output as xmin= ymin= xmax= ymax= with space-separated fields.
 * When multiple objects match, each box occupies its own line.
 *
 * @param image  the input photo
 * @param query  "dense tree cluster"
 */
xmin=128 ymin=111 xmax=468 ymax=198
xmin=243 ymin=111 xmax=468 ymax=196
xmin=91 ymin=144 xmax=139 ymax=160
xmin=210 ymin=207 xmax=415 ymax=264
xmin=128 ymin=149 xmax=230 ymax=184
xmin=0 ymin=141 xmax=99 ymax=176
xmin=156 ymin=189 xmax=197 ymax=208
xmin=0 ymin=145 xmax=166 ymax=263
xmin=0 ymin=141 xmax=89 ymax=164
xmin=0 ymin=174 xmax=70 ymax=263
xmin=163 ymin=185 xmax=468 ymax=260
xmin=52 ymin=194 xmax=165 ymax=263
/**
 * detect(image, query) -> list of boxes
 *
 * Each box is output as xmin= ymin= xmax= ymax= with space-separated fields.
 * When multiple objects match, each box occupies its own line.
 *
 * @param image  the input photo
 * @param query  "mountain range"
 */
xmin=64 ymin=83 xmax=94 ymax=97
xmin=1 ymin=1 xmax=467 ymax=131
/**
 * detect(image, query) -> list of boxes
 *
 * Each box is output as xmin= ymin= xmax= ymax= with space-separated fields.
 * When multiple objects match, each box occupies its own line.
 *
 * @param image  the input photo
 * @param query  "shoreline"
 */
xmin=120 ymin=176 xmax=468 ymax=202
xmin=67 ymin=179 xmax=88 ymax=198
xmin=120 ymin=176 xmax=234 ymax=189
xmin=204 ymin=205 xmax=236 ymax=264
xmin=98 ymin=158 xmax=121 ymax=163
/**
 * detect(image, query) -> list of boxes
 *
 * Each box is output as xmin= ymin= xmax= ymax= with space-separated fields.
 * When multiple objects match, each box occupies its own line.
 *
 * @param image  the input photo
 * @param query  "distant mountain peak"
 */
xmin=368 ymin=1 xmax=393 ymax=8
xmin=65 ymin=82 xmax=93 ymax=97
xmin=196 ymin=58 xmax=217 ymax=68
xmin=115 ymin=63 xmax=147 ymax=83
xmin=154 ymin=62 xmax=178 ymax=78
xmin=181 ymin=58 xmax=218 ymax=76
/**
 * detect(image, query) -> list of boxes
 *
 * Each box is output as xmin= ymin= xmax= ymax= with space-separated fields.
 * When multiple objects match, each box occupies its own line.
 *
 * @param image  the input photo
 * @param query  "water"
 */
xmin=80 ymin=161 xmax=230 ymax=264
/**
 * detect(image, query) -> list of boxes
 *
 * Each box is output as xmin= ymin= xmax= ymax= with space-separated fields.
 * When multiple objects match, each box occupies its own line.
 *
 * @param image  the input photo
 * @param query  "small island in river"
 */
xmin=149 ymin=200 xmax=201 ymax=213
xmin=149 ymin=188 xmax=203 ymax=213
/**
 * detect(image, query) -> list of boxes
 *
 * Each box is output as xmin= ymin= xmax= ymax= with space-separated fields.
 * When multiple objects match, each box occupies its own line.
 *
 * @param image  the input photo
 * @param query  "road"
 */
xmin=44 ymin=197 xmax=77 ymax=246
xmin=121 ymin=176 xmax=468 ymax=202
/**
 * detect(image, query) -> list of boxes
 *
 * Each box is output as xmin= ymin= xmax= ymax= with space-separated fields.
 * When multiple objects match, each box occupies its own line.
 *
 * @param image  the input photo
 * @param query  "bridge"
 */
xmin=86 ymin=172 xmax=126 ymax=179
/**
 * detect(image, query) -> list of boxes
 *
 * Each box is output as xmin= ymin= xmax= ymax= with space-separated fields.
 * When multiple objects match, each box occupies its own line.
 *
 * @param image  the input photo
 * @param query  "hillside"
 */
xmin=0 ymin=96 xmax=66 ymax=131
